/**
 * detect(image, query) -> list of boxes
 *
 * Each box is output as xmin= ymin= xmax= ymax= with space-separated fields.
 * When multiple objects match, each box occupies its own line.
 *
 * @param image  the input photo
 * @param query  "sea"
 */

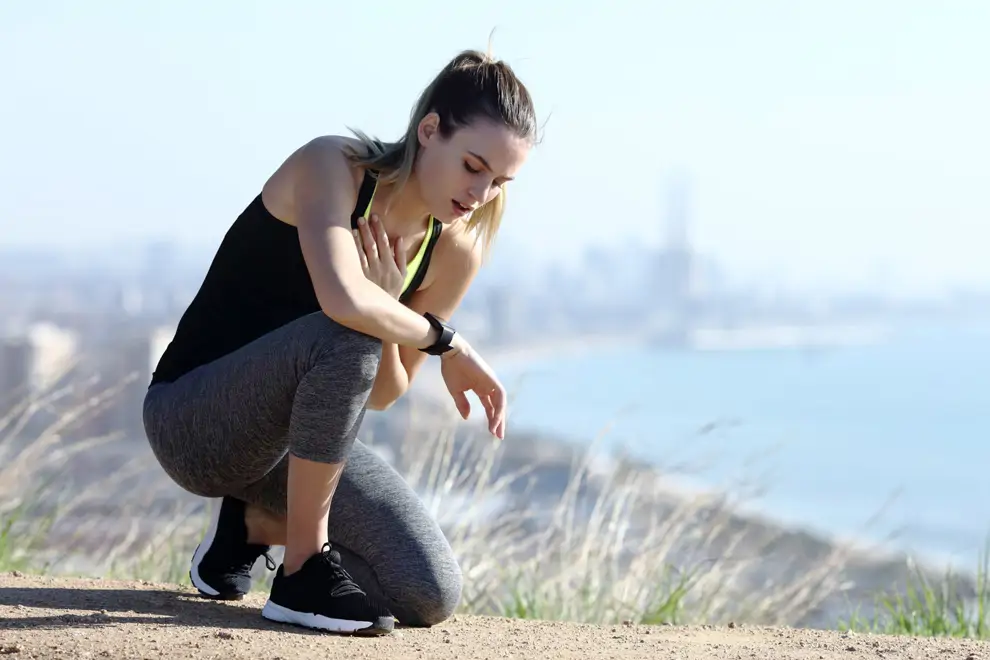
xmin=491 ymin=317 xmax=990 ymax=570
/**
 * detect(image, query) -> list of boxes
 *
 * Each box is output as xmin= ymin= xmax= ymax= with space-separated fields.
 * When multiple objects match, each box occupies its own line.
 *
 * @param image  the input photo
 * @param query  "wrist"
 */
xmin=419 ymin=312 xmax=458 ymax=357
xmin=441 ymin=333 xmax=468 ymax=360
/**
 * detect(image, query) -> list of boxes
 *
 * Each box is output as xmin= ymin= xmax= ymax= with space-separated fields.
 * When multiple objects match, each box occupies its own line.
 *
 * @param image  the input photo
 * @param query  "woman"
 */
xmin=142 ymin=49 xmax=537 ymax=636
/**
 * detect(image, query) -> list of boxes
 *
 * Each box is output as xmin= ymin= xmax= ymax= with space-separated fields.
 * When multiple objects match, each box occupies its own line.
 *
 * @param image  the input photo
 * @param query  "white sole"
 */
xmin=189 ymin=498 xmax=223 ymax=597
xmin=261 ymin=600 xmax=389 ymax=635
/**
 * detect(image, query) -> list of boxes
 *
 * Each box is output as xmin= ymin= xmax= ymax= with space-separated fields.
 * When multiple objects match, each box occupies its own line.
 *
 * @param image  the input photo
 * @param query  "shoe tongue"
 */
xmin=326 ymin=548 xmax=342 ymax=565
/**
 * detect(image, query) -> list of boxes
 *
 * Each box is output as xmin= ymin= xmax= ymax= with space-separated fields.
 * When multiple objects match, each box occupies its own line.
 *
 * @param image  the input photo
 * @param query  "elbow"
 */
xmin=367 ymin=375 xmax=410 ymax=411
xmin=367 ymin=388 xmax=405 ymax=411
xmin=318 ymin=282 xmax=369 ymax=328
xmin=366 ymin=397 xmax=395 ymax=412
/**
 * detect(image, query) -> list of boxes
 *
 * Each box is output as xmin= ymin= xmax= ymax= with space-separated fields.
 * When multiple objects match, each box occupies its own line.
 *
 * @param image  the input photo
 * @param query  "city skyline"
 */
xmin=2 ymin=189 xmax=987 ymax=451
xmin=1 ymin=179 xmax=986 ymax=303
xmin=3 ymin=2 xmax=989 ymax=295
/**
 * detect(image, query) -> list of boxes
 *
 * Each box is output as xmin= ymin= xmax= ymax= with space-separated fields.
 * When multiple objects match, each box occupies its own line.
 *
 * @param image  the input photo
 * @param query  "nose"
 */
xmin=466 ymin=183 xmax=487 ymax=206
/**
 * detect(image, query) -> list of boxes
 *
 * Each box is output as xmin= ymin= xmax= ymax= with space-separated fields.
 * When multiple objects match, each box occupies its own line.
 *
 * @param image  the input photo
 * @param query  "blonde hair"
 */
xmin=345 ymin=49 xmax=537 ymax=259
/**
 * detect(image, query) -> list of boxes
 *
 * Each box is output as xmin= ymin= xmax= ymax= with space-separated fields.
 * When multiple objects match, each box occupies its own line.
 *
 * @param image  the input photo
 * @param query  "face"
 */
xmin=414 ymin=112 xmax=531 ymax=224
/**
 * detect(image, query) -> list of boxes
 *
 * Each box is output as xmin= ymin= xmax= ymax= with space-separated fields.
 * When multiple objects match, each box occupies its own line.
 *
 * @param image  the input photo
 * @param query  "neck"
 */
xmin=374 ymin=175 xmax=431 ymax=240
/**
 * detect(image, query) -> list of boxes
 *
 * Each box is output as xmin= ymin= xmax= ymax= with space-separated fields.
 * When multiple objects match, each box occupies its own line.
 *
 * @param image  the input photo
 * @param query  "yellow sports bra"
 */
xmin=350 ymin=169 xmax=442 ymax=302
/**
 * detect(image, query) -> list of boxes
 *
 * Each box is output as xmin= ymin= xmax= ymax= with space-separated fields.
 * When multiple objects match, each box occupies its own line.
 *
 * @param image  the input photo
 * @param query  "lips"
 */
xmin=452 ymin=199 xmax=471 ymax=214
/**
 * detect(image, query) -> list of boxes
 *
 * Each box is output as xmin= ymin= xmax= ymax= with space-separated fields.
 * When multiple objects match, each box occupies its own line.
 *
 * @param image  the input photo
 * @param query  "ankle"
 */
xmin=244 ymin=504 xmax=286 ymax=546
xmin=282 ymin=545 xmax=323 ymax=577
xmin=282 ymin=558 xmax=303 ymax=577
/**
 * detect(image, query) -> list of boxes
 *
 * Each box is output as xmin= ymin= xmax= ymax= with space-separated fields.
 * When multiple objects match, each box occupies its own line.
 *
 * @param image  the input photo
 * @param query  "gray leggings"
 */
xmin=142 ymin=312 xmax=462 ymax=626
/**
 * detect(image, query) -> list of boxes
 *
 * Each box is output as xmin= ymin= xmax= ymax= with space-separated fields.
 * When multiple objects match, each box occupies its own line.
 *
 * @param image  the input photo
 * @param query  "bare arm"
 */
xmin=366 ymin=343 xmax=406 ymax=410
xmin=290 ymin=137 xmax=462 ymax=351
xmin=367 ymin=231 xmax=483 ymax=410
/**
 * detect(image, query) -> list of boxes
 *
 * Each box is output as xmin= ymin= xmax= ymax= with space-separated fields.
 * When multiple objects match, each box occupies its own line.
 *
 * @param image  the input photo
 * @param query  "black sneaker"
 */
xmin=261 ymin=543 xmax=395 ymax=635
xmin=189 ymin=496 xmax=275 ymax=600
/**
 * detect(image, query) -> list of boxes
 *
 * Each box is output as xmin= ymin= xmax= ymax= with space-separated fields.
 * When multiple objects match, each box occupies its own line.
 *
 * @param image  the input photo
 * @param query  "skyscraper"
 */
xmin=654 ymin=172 xmax=694 ymax=314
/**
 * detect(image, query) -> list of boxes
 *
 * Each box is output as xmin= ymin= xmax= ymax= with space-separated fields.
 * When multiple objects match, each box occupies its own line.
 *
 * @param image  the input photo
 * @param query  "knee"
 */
xmin=302 ymin=311 xmax=381 ymax=353
xmin=297 ymin=312 xmax=382 ymax=378
xmin=324 ymin=312 xmax=379 ymax=347
xmin=401 ymin=561 xmax=464 ymax=627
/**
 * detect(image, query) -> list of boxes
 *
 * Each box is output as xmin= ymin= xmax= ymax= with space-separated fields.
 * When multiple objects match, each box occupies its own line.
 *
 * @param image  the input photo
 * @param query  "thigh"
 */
xmin=143 ymin=312 xmax=324 ymax=496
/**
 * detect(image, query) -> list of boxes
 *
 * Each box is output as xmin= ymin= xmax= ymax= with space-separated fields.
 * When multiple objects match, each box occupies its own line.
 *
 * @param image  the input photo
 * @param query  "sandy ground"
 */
xmin=0 ymin=572 xmax=987 ymax=660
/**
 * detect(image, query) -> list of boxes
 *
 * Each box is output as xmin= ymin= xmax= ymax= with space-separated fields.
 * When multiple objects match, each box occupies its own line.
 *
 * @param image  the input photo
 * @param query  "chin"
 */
xmin=438 ymin=212 xmax=469 ymax=225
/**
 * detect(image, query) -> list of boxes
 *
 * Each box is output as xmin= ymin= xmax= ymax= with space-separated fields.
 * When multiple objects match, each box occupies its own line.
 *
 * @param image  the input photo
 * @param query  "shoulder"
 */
xmin=285 ymin=134 xmax=369 ymax=194
xmin=262 ymin=135 xmax=369 ymax=225
xmin=296 ymin=134 xmax=369 ymax=163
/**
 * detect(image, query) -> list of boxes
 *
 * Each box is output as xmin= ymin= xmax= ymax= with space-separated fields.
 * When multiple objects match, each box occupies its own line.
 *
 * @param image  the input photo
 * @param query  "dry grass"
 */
xmin=0 ymin=370 xmax=204 ymax=582
xmin=385 ymin=412 xmax=854 ymax=627
xmin=3 ymin=374 xmax=975 ymax=635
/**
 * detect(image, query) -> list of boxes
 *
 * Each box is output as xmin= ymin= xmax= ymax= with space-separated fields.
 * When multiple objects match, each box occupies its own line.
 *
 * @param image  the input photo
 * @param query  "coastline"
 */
xmin=461 ymin=319 xmax=890 ymax=371
xmin=410 ymin=318 xmax=891 ymax=428
xmin=375 ymin=389 xmax=980 ymax=630
xmin=399 ymin=321 xmax=985 ymax=625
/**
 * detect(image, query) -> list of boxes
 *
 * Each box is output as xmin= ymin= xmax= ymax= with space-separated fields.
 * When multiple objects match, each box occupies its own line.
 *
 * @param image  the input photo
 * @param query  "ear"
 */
xmin=417 ymin=112 xmax=440 ymax=147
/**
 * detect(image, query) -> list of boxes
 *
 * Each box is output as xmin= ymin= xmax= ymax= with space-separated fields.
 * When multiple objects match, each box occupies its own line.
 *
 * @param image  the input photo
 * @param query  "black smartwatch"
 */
xmin=420 ymin=312 xmax=456 ymax=356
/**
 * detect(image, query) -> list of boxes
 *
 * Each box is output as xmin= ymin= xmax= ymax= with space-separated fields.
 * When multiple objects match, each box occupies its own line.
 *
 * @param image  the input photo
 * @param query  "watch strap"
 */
xmin=420 ymin=312 xmax=455 ymax=356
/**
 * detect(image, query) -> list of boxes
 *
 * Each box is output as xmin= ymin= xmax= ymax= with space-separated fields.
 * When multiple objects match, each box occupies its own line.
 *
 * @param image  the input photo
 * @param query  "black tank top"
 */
xmin=150 ymin=170 xmax=442 ymax=386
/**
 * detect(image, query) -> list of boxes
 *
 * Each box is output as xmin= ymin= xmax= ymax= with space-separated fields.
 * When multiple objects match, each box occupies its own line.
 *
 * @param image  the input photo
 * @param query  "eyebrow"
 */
xmin=468 ymin=151 xmax=514 ymax=181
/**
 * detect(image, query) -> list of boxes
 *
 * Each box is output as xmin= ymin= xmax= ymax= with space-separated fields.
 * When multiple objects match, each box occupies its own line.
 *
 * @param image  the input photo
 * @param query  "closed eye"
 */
xmin=464 ymin=161 xmax=508 ymax=187
xmin=466 ymin=149 xmax=515 ymax=186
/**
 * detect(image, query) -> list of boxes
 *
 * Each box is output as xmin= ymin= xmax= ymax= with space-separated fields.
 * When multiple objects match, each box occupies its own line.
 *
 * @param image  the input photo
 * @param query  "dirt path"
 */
xmin=0 ymin=572 xmax=986 ymax=660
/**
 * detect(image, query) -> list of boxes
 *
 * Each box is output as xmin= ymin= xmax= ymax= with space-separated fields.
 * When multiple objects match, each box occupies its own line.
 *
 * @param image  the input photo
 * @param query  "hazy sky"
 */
xmin=2 ymin=1 xmax=989 ymax=295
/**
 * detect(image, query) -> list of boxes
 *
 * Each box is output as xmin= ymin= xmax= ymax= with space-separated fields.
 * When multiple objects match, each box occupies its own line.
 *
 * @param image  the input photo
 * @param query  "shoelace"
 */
xmin=315 ymin=542 xmax=366 ymax=598
xmin=228 ymin=543 xmax=276 ymax=574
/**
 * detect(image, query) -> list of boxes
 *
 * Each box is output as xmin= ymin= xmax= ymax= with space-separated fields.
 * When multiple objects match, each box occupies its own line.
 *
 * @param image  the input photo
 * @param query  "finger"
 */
xmin=451 ymin=391 xmax=470 ymax=420
xmin=371 ymin=215 xmax=391 ymax=257
xmin=490 ymin=385 xmax=507 ymax=437
xmin=481 ymin=392 xmax=496 ymax=433
xmin=394 ymin=236 xmax=407 ymax=276
xmin=497 ymin=417 xmax=506 ymax=441
xmin=358 ymin=216 xmax=378 ymax=260
xmin=492 ymin=415 xmax=505 ymax=441
xmin=353 ymin=230 xmax=369 ymax=272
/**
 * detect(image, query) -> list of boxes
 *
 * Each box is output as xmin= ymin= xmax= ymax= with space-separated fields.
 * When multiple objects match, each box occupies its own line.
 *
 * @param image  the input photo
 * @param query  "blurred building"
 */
xmin=486 ymin=285 xmax=527 ymax=345
xmin=0 ymin=336 xmax=33 ymax=408
xmin=0 ymin=322 xmax=79 ymax=402
xmin=78 ymin=324 xmax=174 ymax=441
xmin=0 ymin=322 xmax=81 ymax=438
xmin=649 ymin=173 xmax=702 ymax=343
